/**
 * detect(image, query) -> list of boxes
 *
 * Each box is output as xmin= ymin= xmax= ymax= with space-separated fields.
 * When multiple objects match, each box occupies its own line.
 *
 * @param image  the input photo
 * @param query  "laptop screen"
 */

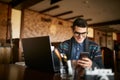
xmin=22 ymin=36 xmax=60 ymax=72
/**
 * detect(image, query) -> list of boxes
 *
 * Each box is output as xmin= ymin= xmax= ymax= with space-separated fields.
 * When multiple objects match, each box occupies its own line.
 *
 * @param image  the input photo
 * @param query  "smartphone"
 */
xmin=79 ymin=52 xmax=89 ymax=59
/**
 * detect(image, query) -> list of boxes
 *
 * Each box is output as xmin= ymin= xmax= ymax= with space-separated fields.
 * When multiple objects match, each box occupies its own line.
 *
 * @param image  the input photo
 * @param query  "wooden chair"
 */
xmin=101 ymin=47 xmax=118 ymax=80
xmin=0 ymin=46 xmax=12 ymax=64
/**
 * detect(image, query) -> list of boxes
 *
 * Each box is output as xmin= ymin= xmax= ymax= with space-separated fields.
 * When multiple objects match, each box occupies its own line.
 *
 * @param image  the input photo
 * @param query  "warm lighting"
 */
xmin=113 ymin=32 xmax=117 ymax=40
xmin=49 ymin=24 xmax=57 ymax=35
xmin=87 ymin=27 xmax=93 ymax=38
xmin=11 ymin=9 xmax=21 ymax=38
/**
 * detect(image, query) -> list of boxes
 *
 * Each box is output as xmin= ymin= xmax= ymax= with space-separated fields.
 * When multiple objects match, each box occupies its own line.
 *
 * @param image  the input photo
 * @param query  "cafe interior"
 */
xmin=0 ymin=0 xmax=120 ymax=80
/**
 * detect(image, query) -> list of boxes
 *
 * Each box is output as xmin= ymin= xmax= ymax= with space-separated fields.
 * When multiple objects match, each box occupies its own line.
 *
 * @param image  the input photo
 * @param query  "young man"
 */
xmin=58 ymin=18 xmax=104 ymax=69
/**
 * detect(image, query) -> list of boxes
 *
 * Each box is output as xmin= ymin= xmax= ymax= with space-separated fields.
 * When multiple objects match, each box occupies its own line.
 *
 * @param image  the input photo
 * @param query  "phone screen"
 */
xmin=79 ymin=52 xmax=89 ymax=59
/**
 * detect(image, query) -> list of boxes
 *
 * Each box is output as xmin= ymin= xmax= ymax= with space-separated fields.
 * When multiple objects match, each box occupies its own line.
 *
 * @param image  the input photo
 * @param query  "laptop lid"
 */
xmin=22 ymin=36 xmax=60 ymax=72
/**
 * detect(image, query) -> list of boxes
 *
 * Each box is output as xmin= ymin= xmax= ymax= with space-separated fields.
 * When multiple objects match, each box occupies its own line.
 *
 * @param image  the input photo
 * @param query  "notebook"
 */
xmin=22 ymin=36 xmax=60 ymax=72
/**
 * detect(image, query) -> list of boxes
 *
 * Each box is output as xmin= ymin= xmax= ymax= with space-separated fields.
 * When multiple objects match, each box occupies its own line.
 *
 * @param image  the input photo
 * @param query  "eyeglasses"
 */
xmin=74 ymin=31 xmax=88 ymax=37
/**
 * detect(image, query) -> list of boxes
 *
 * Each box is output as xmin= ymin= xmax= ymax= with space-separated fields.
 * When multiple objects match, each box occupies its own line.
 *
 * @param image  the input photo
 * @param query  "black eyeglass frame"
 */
xmin=74 ymin=31 xmax=88 ymax=36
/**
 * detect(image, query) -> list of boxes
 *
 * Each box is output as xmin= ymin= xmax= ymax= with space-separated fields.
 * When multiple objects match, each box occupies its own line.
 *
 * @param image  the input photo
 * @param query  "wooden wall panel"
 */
xmin=117 ymin=33 xmax=120 ymax=43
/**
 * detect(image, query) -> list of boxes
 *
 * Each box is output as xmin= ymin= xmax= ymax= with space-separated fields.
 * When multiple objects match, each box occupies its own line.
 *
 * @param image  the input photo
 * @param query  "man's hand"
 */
xmin=77 ymin=57 xmax=92 ymax=69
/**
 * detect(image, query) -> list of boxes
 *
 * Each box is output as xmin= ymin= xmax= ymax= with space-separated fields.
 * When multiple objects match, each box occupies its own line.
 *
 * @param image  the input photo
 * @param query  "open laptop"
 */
xmin=22 ymin=36 xmax=60 ymax=72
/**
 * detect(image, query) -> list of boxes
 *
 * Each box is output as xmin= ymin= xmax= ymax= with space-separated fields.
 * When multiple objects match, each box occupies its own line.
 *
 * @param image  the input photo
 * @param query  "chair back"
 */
xmin=101 ymin=47 xmax=116 ymax=72
xmin=0 ymin=46 xmax=12 ymax=64
xmin=101 ymin=47 xmax=118 ymax=79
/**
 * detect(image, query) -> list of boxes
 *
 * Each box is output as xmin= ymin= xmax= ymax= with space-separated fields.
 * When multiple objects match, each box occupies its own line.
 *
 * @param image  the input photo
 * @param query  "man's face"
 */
xmin=73 ymin=26 xmax=87 ymax=43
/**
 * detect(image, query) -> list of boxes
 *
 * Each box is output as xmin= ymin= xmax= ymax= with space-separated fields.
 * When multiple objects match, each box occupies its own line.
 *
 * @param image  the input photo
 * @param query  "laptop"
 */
xmin=22 ymin=36 xmax=60 ymax=72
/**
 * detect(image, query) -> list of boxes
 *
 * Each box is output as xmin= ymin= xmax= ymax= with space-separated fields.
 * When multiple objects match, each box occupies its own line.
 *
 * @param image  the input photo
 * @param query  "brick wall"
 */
xmin=0 ymin=3 xmax=8 ymax=43
xmin=21 ymin=9 xmax=73 ymax=42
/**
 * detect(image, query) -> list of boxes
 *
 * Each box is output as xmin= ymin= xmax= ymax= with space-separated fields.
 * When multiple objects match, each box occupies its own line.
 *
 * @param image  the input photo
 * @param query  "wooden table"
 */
xmin=0 ymin=64 xmax=84 ymax=80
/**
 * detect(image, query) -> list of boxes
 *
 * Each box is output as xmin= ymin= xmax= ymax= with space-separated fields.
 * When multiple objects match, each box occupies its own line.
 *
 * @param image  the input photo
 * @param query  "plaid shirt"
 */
xmin=58 ymin=37 xmax=104 ymax=68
